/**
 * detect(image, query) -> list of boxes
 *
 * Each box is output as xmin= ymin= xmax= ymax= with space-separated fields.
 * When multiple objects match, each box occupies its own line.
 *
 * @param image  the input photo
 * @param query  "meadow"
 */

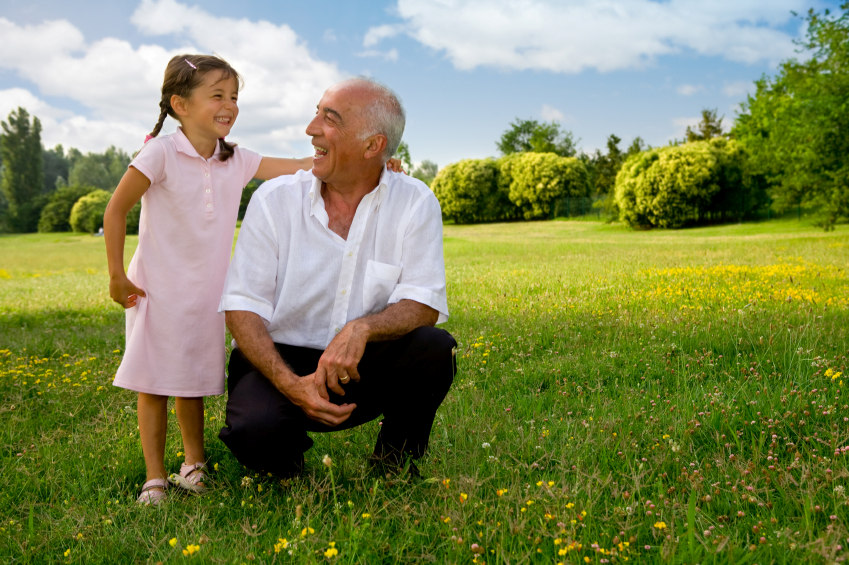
xmin=1 ymin=219 xmax=847 ymax=564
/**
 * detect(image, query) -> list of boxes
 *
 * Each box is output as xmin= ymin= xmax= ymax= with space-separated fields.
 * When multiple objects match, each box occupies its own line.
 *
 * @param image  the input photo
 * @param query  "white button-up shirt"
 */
xmin=220 ymin=168 xmax=449 ymax=350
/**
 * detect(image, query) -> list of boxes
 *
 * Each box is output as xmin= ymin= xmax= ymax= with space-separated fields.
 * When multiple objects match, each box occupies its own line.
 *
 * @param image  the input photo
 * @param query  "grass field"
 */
xmin=1 ymin=219 xmax=848 ymax=564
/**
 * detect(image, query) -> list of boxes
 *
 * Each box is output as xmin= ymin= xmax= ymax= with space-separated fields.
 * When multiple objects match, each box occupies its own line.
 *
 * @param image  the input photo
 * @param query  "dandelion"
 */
xmin=182 ymin=544 xmax=200 ymax=556
xmin=64 ymin=549 xmax=71 ymax=558
xmin=300 ymin=527 xmax=315 ymax=538
xmin=654 ymin=521 xmax=667 ymax=530
xmin=169 ymin=538 xmax=178 ymax=547
xmin=324 ymin=542 xmax=338 ymax=558
xmin=274 ymin=538 xmax=289 ymax=553
xmin=362 ymin=513 xmax=371 ymax=519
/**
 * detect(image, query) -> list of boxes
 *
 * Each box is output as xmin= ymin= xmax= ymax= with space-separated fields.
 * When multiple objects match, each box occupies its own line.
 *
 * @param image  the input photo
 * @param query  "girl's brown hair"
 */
xmin=148 ymin=54 xmax=240 ymax=161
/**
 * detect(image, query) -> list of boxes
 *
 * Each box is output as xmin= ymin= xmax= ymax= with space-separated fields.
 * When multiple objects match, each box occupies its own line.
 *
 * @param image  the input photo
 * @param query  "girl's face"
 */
xmin=178 ymin=70 xmax=239 ymax=143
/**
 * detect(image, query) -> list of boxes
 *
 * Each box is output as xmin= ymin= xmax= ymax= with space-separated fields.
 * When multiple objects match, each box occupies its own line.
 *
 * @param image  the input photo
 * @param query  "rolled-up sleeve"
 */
xmin=219 ymin=186 xmax=280 ymax=322
xmin=388 ymin=192 xmax=449 ymax=323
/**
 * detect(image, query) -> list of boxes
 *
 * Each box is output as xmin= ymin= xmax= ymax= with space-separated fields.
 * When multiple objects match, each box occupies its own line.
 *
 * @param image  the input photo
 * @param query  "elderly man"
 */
xmin=218 ymin=78 xmax=455 ymax=477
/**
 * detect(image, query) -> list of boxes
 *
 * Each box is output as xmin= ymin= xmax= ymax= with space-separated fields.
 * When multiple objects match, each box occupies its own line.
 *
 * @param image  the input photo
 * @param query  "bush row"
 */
xmin=38 ymin=186 xmax=140 ymax=234
xmin=431 ymin=152 xmax=590 ymax=224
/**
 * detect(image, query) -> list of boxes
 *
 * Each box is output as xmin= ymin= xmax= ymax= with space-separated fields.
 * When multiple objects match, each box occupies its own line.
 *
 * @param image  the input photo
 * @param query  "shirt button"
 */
xmin=341 ymin=289 xmax=347 ymax=295
xmin=335 ymin=327 xmax=341 ymax=333
xmin=206 ymin=203 xmax=212 ymax=208
xmin=205 ymin=188 xmax=211 ymax=193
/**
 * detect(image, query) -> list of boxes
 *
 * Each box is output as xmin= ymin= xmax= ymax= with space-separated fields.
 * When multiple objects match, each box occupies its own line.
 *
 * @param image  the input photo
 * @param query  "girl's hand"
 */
xmin=110 ymin=275 xmax=146 ymax=309
xmin=386 ymin=158 xmax=405 ymax=173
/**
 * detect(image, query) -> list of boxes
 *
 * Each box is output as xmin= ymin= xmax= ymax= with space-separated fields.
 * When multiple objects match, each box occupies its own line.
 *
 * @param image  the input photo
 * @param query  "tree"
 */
xmin=686 ymin=108 xmax=724 ymax=142
xmin=394 ymin=141 xmax=414 ymax=173
xmin=733 ymin=4 xmax=849 ymax=228
xmin=497 ymin=118 xmax=577 ymax=157
xmin=68 ymin=146 xmax=130 ymax=191
xmin=43 ymin=144 xmax=70 ymax=193
xmin=412 ymin=160 xmax=438 ymax=186
xmin=0 ymin=107 xmax=45 ymax=232
xmin=589 ymin=134 xmax=625 ymax=197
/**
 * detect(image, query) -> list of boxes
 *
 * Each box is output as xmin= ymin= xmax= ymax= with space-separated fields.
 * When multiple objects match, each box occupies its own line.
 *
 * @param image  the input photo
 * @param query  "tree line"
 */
xmin=1 ymin=5 xmax=846 ymax=233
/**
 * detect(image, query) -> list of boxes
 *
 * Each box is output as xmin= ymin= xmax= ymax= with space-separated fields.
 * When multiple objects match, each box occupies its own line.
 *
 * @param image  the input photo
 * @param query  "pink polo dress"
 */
xmin=113 ymin=129 xmax=262 ymax=397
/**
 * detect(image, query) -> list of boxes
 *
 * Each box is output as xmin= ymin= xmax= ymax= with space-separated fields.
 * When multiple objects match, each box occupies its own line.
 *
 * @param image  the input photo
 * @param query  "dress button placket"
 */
xmin=203 ymin=165 xmax=213 ymax=213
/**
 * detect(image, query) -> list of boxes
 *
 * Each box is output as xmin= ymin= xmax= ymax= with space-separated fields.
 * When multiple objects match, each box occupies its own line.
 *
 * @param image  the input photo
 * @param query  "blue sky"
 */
xmin=0 ymin=0 xmax=838 ymax=169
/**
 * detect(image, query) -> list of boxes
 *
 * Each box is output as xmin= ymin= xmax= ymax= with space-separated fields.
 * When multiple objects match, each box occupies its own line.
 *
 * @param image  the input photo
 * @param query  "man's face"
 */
xmin=305 ymin=82 xmax=370 ymax=186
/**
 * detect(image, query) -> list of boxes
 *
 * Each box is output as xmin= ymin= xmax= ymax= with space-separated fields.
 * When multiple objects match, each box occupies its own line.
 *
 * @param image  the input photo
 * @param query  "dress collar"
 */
xmin=173 ymin=127 xmax=223 ymax=160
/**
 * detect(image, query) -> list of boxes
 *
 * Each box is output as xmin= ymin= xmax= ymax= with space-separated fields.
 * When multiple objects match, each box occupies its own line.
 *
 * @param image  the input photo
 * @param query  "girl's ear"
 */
xmin=170 ymin=94 xmax=189 ymax=117
xmin=363 ymin=134 xmax=387 ymax=160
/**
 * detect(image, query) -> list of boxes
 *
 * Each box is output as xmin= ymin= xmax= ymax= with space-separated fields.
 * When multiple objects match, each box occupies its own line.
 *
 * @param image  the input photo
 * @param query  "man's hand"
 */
xmin=226 ymin=310 xmax=357 ymax=427
xmin=315 ymin=320 xmax=369 ymax=398
xmin=285 ymin=371 xmax=356 ymax=426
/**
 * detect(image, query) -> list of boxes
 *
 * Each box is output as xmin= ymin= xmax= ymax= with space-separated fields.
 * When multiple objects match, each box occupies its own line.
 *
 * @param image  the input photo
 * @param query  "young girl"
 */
xmin=105 ymin=54 xmax=400 ymax=505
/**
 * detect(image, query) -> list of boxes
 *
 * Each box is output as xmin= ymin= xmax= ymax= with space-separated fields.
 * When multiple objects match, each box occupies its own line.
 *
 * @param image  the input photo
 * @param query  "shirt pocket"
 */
xmin=363 ymin=260 xmax=402 ymax=315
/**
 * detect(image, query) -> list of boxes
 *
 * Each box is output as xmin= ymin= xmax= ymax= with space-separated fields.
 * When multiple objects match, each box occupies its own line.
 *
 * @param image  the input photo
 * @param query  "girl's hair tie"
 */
xmin=184 ymin=58 xmax=197 ymax=70
xmin=144 ymin=134 xmax=154 ymax=144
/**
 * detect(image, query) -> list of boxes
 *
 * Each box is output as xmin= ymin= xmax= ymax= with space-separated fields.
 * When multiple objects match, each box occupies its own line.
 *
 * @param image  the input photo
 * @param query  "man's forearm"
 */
xmin=354 ymin=299 xmax=438 ymax=343
xmin=225 ymin=310 xmax=296 ymax=392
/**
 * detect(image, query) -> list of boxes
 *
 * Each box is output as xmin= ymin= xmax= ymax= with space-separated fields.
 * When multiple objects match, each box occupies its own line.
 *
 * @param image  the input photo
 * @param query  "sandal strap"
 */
xmin=141 ymin=478 xmax=169 ymax=492
xmin=179 ymin=462 xmax=207 ymax=485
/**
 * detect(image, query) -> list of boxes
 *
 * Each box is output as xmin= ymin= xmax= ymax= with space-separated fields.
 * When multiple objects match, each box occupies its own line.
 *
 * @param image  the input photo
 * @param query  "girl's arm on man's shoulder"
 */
xmin=254 ymin=157 xmax=313 ymax=181
xmin=253 ymin=156 xmax=405 ymax=181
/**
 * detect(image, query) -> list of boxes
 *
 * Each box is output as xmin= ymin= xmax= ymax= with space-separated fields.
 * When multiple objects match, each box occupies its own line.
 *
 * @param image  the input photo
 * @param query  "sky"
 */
xmin=0 ymin=0 xmax=839 ymax=170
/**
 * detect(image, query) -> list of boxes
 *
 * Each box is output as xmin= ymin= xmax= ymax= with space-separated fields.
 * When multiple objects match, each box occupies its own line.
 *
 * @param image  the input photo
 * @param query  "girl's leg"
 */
xmin=137 ymin=392 xmax=169 ymax=482
xmin=175 ymin=396 xmax=205 ymax=466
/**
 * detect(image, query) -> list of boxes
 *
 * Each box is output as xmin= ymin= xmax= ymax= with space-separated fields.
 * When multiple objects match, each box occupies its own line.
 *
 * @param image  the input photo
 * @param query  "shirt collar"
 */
xmin=308 ymin=168 xmax=390 ymax=216
xmin=173 ymin=127 xmax=223 ymax=161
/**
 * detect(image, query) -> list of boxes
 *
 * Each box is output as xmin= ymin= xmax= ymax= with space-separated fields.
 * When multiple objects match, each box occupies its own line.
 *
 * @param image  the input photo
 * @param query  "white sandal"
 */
xmin=137 ymin=478 xmax=168 ymax=505
xmin=168 ymin=461 xmax=208 ymax=493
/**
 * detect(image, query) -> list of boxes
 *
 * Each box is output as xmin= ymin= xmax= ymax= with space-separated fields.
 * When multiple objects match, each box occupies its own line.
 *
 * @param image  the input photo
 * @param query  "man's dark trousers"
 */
xmin=219 ymin=326 xmax=456 ymax=476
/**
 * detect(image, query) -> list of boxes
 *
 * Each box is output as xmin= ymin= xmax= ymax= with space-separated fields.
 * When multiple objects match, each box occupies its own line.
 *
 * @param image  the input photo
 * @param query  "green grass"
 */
xmin=1 ymin=220 xmax=848 ymax=563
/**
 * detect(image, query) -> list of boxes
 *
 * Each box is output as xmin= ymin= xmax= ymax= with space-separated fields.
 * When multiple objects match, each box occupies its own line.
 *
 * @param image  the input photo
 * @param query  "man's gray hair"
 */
xmin=348 ymin=78 xmax=405 ymax=162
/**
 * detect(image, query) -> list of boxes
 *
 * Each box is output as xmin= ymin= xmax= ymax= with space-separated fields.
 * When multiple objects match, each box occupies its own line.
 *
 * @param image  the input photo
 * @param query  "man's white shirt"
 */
xmin=220 ymin=168 xmax=449 ymax=350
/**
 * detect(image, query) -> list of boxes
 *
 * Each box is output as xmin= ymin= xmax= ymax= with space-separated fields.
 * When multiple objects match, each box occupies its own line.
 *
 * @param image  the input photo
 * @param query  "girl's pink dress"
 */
xmin=113 ymin=129 xmax=262 ymax=396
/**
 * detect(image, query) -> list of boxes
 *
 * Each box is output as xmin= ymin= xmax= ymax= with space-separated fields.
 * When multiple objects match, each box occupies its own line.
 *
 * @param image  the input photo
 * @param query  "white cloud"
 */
xmin=378 ymin=0 xmax=805 ymax=73
xmin=540 ymin=104 xmax=564 ymax=122
xmin=358 ymin=48 xmax=400 ymax=62
xmin=0 ymin=0 xmax=346 ymax=158
xmin=677 ymin=84 xmax=704 ymax=96
xmin=363 ymin=24 xmax=404 ymax=47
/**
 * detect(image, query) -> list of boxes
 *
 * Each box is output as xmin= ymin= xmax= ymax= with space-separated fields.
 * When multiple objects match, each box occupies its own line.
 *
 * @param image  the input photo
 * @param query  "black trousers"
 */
xmin=218 ymin=326 xmax=456 ymax=476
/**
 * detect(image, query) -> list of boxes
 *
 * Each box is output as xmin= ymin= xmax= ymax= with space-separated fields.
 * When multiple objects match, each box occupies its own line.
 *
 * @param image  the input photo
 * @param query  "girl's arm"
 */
xmin=254 ymin=156 xmax=405 ymax=181
xmin=104 ymin=166 xmax=151 ymax=308
xmin=254 ymin=157 xmax=313 ymax=181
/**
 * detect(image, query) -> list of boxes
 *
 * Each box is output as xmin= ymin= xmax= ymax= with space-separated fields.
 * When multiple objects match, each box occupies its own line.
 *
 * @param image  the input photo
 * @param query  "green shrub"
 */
xmin=432 ymin=158 xmax=514 ymax=224
xmin=614 ymin=139 xmax=768 ymax=229
xmin=69 ymin=189 xmax=111 ymax=233
xmin=38 ymin=185 xmax=97 ymax=232
xmin=502 ymin=152 xmax=589 ymax=220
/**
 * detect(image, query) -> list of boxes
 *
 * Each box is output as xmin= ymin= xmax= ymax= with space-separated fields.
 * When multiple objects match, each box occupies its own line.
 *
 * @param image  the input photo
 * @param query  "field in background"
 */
xmin=1 ymin=220 xmax=847 ymax=563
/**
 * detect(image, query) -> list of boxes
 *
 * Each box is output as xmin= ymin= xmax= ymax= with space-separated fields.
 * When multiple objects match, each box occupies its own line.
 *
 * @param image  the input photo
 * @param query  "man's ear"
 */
xmin=363 ymin=134 xmax=388 ymax=160
xmin=170 ymin=94 xmax=188 ymax=117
